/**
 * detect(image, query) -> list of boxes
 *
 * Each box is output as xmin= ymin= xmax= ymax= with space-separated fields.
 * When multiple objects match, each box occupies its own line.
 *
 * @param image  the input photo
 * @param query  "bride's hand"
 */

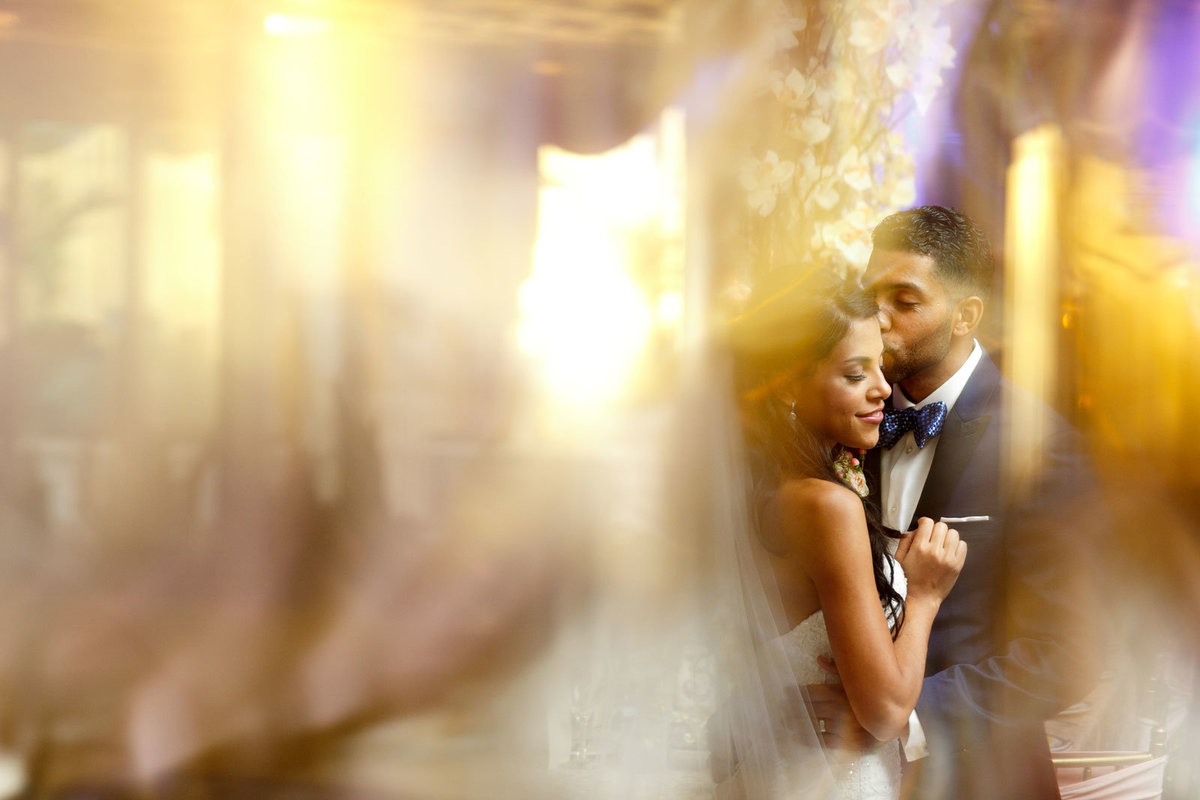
xmin=895 ymin=517 xmax=966 ymax=603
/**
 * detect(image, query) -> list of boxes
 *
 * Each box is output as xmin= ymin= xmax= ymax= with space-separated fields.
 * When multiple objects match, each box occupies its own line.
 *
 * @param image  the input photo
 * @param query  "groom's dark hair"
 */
xmin=872 ymin=205 xmax=993 ymax=298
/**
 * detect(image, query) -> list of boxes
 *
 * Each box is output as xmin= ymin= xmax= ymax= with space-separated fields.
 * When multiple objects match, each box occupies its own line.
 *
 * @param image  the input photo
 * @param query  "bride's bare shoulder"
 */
xmin=778 ymin=477 xmax=861 ymax=514
xmin=776 ymin=477 xmax=866 ymax=541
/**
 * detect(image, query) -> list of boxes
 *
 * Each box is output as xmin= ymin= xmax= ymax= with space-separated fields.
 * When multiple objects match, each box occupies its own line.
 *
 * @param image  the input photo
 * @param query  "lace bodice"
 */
xmin=775 ymin=554 xmax=908 ymax=683
xmin=770 ymin=554 xmax=908 ymax=800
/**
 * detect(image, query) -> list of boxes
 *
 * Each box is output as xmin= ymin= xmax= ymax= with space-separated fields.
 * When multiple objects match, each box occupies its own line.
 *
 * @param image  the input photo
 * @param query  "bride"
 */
xmin=712 ymin=267 xmax=967 ymax=800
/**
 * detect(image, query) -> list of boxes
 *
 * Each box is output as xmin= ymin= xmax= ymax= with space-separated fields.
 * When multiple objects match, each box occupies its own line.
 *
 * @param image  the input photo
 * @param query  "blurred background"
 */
xmin=0 ymin=0 xmax=1198 ymax=798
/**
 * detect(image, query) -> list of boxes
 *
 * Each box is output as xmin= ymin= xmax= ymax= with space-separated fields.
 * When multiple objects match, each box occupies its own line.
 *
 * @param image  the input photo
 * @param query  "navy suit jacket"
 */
xmin=867 ymin=353 xmax=1100 ymax=800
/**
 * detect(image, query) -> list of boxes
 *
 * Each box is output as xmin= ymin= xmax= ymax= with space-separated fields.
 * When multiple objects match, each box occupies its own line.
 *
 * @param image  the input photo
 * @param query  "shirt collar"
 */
xmin=891 ymin=340 xmax=983 ymax=413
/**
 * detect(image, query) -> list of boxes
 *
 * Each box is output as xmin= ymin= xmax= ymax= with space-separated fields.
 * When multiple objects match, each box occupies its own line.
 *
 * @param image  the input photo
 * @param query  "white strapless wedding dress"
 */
xmin=769 ymin=555 xmax=907 ymax=800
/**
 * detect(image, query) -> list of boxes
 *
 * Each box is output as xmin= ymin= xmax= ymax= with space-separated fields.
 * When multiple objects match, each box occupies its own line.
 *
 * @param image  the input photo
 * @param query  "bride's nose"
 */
xmin=868 ymin=368 xmax=890 ymax=399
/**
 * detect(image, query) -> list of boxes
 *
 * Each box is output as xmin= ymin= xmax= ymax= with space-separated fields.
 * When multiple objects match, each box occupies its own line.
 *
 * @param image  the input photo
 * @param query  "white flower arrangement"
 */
xmin=736 ymin=0 xmax=957 ymax=285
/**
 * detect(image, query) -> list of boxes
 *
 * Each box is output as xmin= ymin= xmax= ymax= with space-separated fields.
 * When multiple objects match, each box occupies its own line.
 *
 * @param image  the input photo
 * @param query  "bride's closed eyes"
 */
xmin=844 ymin=349 xmax=887 ymax=383
xmin=791 ymin=319 xmax=890 ymax=451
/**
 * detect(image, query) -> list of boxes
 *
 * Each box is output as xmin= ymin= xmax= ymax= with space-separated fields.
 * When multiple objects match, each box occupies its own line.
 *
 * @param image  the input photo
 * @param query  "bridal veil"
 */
xmin=536 ymin=346 xmax=839 ymax=800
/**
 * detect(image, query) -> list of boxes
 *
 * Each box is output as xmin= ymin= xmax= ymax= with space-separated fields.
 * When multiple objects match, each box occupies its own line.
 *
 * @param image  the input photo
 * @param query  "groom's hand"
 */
xmin=805 ymin=682 xmax=883 ymax=753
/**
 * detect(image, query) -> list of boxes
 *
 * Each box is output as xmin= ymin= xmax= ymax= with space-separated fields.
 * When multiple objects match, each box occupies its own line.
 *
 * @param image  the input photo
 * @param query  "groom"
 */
xmin=811 ymin=206 xmax=1101 ymax=800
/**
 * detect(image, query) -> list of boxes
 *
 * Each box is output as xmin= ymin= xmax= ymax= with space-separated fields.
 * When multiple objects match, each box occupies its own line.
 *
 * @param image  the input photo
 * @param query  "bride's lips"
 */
xmin=858 ymin=409 xmax=885 ymax=425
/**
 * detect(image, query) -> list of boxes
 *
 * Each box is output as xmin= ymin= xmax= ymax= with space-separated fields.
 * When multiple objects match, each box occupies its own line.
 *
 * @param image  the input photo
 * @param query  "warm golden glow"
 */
xmin=264 ymin=13 xmax=331 ymax=38
xmin=142 ymin=148 xmax=220 ymax=360
xmin=518 ymin=185 xmax=654 ymax=407
xmin=1003 ymin=124 xmax=1063 ymax=492
xmin=518 ymin=116 xmax=685 ymax=411
xmin=655 ymin=290 xmax=684 ymax=328
xmin=1066 ymin=155 xmax=1200 ymax=480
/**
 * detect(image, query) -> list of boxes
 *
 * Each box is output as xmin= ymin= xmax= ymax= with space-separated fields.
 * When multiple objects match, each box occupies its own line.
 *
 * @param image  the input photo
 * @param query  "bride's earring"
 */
xmin=788 ymin=401 xmax=797 ymax=424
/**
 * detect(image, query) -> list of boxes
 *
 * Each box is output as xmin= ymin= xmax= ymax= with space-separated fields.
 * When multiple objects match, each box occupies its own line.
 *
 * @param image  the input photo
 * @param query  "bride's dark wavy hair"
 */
xmin=725 ymin=267 xmax=905 ymax=637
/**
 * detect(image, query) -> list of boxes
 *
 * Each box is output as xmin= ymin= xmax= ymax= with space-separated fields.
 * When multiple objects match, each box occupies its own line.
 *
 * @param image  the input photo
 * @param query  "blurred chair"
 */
xmin=1056 ymin=755 xmax=1167 ymax=800
xmin=1050 ymin=652 xmax=1172 ymax=799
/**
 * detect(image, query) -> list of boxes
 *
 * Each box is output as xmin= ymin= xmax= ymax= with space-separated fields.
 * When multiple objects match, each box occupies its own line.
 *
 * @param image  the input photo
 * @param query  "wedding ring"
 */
xmin=818 ymin=718 xmax=828 ymax=734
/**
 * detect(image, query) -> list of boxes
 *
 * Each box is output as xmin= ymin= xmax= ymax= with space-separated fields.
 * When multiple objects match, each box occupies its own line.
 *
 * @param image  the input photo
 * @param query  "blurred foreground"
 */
xmin=0 ymin=1 xmax=1197 ymax=798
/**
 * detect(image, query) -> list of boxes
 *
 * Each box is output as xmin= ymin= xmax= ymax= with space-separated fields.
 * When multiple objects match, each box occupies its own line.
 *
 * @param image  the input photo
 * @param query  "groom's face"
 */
xmin=864 ymin=249 xmax=956 ymax=386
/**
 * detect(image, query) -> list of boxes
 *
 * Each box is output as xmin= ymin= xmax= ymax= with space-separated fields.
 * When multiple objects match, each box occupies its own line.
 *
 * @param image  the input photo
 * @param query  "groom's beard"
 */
xmin=882 ymin=315 xmax=953 ymax=386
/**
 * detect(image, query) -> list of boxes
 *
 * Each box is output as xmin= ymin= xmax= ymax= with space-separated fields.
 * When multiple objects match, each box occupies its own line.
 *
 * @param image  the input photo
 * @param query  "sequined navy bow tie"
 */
xmin=878 ymin=401 xmax=948 ymax=450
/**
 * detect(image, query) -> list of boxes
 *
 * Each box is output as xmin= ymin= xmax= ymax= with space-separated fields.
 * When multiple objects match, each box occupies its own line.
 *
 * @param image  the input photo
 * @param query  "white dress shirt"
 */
xmin=880 ymin=341 xmax=984 ymax=535
xmin=880 ymin=340 xmax=983 ymax=762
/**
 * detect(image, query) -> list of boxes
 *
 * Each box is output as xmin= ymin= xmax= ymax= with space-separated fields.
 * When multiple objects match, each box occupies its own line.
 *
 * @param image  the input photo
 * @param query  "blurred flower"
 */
xmin=740 ymin=150 xmax=795 ymax=216
xmin=770 ymin=3 xmax=808 ymax=52
xmin=880 ymin=139 xmax=917 ymax=207
xmin=848 ymin=13 xmax=892 ymax=55
xmin=737 ymin=0 xmax=957 ymax=280
xmin=810 ymin=64 xmax=837 ymax=109
xmin=885 ymin=59 xmax=914 ymax=92
xmin=819 ymin=202 xmax=877 ymax=272
xmin=837 ymin=147 xmax=873 ymax=193
xmin=808 ymin=179 xmax=841 ymax=212
xmin=885 ymin=173 xmax=917 ymax=209
xmin=771 ymin=69 xmax=815 ymax=109
xmin=790 ymin=113 xmax=832 ymax=145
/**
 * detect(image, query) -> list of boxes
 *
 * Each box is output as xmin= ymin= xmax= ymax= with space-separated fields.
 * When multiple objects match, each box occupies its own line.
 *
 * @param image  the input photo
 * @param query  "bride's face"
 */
xmin=791 ymin=318 xmax=890 ymax=451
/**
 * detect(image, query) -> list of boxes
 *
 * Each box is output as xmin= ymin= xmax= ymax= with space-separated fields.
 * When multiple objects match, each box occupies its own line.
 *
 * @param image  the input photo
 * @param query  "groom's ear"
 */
xmin=953 ymin=296 xmax=984 ymax=336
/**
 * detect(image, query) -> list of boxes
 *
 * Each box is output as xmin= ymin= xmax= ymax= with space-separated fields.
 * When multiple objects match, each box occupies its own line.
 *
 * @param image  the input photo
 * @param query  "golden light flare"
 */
xmin=263 ymin=13 xmax=331 ymax=38
xmin=518 ymin=187 xmax=654 ymax=408
xmin=1003 ymin=124 xmax=1063 ymax=492
xmin=518 ymin=117 xmax=685 ymax=413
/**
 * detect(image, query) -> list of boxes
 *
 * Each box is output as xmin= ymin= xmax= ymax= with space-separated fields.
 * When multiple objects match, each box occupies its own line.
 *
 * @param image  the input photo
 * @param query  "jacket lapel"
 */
xmin=913 ymin=353 xmax=1001 ymax=519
